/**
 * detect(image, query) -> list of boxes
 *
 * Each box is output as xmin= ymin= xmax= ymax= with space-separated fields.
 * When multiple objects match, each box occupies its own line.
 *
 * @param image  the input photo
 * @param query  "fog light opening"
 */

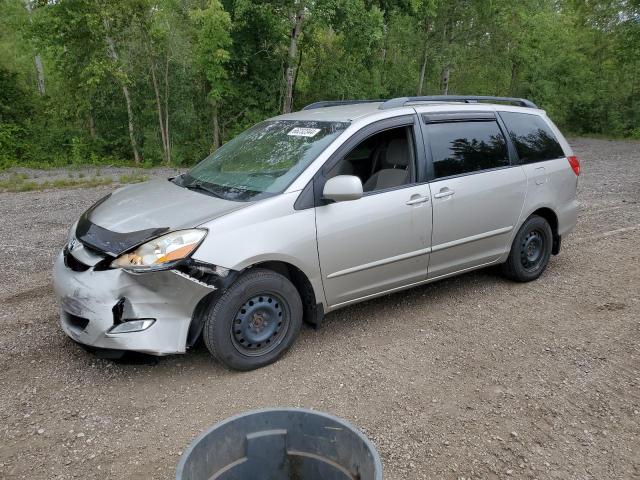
xmin=108 ymin=319 xmax=155 ymax=334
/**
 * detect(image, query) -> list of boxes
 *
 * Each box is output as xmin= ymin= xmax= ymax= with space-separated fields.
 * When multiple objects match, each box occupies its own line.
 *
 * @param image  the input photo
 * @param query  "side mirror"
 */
xmin=322 ymin=175 xmax=363 ymax=202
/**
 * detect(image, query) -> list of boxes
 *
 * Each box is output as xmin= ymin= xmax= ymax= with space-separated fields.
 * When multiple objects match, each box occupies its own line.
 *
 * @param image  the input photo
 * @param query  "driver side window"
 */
xmin=326 ymin=126 xmax=415 ymax=193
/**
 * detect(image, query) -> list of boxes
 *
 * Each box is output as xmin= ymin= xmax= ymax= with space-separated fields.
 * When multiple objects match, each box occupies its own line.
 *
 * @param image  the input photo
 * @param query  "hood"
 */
xmin=76 ymin=178 xmax=250 ymax=256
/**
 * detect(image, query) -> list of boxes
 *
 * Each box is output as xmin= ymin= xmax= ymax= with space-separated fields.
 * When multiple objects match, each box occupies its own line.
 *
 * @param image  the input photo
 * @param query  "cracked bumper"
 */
xmin=53 ymin=252 xmax=214 ymax=355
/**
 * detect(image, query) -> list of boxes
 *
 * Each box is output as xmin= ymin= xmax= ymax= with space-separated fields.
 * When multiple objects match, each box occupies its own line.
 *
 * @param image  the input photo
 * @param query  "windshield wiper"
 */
xmin=247 ymin=171 xmax=284 ymax=178
xmin=183 ymin=181 xmax=224 ymax=199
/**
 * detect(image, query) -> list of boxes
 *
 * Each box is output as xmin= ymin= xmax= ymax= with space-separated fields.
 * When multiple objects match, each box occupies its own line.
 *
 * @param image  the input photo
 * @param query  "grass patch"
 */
xmin=0 ymin=172 xmax=149 ymax=192
xmin=0 ymin=156 xmax=138 ymax=172
xmin=118 ymin=173 xmax=148 ymax=184
xmin=0 ymin=174 xmax=113 ymax=192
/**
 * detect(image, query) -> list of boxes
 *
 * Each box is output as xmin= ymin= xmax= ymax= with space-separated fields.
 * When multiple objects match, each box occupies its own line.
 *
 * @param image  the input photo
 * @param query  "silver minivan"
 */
xmin=53 ymin=96 xmax=579 ymax=370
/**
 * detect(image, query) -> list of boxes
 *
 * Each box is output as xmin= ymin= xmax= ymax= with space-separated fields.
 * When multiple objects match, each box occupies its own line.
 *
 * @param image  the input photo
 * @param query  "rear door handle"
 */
xmin=434 ymin=188 xmax=455 ymax=199
xmin=406 ymin=196 xmax=429 ymax=206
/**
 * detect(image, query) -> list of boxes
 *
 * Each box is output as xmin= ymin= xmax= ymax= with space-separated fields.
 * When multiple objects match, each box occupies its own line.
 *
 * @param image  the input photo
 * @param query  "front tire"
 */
xmin=501 ymin=215 xmax=553 ymax=282
xmin=203 ymin=269 xmax=303 ymax=371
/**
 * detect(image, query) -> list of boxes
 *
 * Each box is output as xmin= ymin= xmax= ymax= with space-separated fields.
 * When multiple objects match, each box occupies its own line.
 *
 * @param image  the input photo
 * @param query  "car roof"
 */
xmin=271 ymin=100 xmax=543 ymax=123
xmin=272 ymin=102 xmax=385 ymax=122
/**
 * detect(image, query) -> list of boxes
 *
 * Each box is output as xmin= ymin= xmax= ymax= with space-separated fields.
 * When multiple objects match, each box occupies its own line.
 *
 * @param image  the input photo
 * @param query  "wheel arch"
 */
xmin=249 ymin=260 xmax=324 ymax=328
xmin=187 ymin=259 xmax=324 ymax=348
xmin=528 ymin=206 xmax=561 ymax=254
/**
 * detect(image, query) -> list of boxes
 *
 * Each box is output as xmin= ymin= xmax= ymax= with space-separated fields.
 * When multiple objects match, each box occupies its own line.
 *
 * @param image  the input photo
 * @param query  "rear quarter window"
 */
xmin=499 ymin=112 xmax=565 ymax=164
xmin=426 ymin=120 xmax=509 ymax=179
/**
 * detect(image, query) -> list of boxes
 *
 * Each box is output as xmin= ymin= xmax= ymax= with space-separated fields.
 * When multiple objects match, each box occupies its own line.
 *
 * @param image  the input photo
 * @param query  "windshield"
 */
xmin=177 ymin=120 xmax=349 ymax=201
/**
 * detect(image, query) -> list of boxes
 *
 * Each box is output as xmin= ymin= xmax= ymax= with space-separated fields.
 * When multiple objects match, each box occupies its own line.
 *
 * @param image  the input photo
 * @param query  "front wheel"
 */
xmin=501 ymin=215 xmax=553 ymax=282
xmin=202 ymin=269 xmax=303 ymax=371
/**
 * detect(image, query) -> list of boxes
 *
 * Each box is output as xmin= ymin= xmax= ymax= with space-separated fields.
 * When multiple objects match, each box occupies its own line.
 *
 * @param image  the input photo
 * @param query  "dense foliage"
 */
xmin=0 ymin=0 xmax=638 ymax=168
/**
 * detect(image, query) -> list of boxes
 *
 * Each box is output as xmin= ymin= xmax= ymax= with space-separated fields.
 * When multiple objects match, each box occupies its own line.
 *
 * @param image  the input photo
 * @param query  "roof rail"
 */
xmin=379 ymin=95 xmax=538 ymax=110
xmin=301 ymin=100 xmax=384 ymax=110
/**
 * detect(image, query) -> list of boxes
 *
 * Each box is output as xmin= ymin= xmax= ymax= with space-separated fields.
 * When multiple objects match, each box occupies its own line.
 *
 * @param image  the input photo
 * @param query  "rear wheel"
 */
xmin=203 ymin=269 xmax=302 ymax=371
xmin=501 ymin=215 xmax=553 ymax=282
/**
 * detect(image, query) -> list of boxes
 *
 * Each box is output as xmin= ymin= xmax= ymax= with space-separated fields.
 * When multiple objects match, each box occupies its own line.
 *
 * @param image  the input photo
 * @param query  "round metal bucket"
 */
xmin=176 ymin=408 xmax=383 ymax=480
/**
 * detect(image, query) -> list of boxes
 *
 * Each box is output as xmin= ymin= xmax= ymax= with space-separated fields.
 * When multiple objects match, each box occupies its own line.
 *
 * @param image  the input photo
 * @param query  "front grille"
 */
xmin=63 ymin=247 xmax=90 ymax=272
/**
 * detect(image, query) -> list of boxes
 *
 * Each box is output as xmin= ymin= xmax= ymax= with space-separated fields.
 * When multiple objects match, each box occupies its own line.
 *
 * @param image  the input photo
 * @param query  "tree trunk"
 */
xmin=509 ymin=61 xmax=518 ymax=95
xmin=380 ymin=21 xmax=389 ymax=87
xmin=282 ymin=4 xmax=305 ymax=114
xmin=212 ymin=103 xmax=220 ymax=150
xmin=417 ymin=38 xmax=429 ymax=95
xmin=440 ymin=18 xmax=452 ymax=95
xmin=121 ymin=83 xmax=141 ymax=164
xmin=164 ymin=55 xmax=171 ymax=164
xmin=88 ymin=112 xmax=96 ymax=138
xmin=24 ymin=1 xmax=45 ymax=95
xmin=151 ymin=63 xmax=169 ymax=165
xmin=33 ymin=54 xmax=46 ymax=96
xmin=441 ymin=65 xmax=450 ymax=95
xmin=104 ymin=20 xmax=141 ymax=164
xmin=292 ymin=47 xmax=303 ymax=103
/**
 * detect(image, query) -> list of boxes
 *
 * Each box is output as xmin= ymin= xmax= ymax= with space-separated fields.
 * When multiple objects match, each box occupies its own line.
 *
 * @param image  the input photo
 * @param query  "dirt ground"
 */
xmin=0 ymin=138 xmax=638 ymax=480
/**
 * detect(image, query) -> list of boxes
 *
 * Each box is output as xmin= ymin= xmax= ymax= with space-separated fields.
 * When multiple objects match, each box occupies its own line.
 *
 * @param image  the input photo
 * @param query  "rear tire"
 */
xmin=203 ymin=269 xmax=303 ymax=371
xmin=501 ymin=215 xmax=553 ymax=282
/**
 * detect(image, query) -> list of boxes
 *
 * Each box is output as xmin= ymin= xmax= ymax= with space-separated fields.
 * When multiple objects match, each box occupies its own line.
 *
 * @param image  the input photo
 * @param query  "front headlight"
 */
xmin=111 ymin=229 xmax=207 ymax=271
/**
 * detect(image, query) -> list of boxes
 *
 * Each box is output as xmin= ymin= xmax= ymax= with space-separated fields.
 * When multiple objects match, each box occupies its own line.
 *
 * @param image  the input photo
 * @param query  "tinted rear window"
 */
xmin=426 ymin=121 xmax=509 ymax=178
xmin=500 ymin=112 xmax=564 ymax=164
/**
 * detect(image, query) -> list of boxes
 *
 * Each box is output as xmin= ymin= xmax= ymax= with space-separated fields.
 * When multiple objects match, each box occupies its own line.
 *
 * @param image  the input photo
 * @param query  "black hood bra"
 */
xmin=75 ymin=194 xmax=169 ymax=257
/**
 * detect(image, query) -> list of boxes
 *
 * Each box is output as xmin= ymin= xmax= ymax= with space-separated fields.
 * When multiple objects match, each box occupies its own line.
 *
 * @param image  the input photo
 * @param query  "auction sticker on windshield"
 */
xmin=287 ymin=127 xmax=321 ymax=137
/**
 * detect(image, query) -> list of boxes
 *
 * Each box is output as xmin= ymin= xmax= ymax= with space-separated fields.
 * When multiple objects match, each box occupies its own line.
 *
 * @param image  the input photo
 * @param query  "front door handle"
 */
xmin=434 ymin=188 xmax=455 ymax=199
xmin=406 ymin=195 xmax=429 ymax=206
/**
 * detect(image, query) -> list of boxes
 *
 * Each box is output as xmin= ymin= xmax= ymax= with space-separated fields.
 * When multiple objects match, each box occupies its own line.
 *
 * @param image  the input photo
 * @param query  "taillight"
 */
xmin=567 ymin=155 xmax=580 ymax=176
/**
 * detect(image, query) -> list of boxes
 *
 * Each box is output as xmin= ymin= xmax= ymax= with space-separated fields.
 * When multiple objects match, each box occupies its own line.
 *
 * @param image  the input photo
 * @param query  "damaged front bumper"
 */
xmin=53 ymin=251 xmax=216 ymax=355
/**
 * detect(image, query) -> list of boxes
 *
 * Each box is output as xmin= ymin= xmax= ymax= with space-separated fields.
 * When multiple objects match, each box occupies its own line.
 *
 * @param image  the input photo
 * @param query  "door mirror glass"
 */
xmin=322 ymin=175 xmax=363 ymax=202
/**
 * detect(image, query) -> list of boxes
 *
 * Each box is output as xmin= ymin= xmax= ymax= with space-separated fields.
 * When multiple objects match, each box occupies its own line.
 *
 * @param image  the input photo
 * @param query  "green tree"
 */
xmin=191 ymin=0 xmax=232 ymax=149
xmin=1 ymin=0 xmax=639 ymax=168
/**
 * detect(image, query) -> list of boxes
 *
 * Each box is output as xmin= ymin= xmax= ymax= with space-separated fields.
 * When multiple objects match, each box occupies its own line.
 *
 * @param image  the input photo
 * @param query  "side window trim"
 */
xmin=425 ymin=164 xmax=513 ymax=183
xmin=423 ymin=111 xmax=496 ymax=124
xmin=495 ymin=111 xmax=520 ymax=166
xmin=420 ymin=115 xmax=513 ymax=182
xmin=309 ymin=114 xmax=426 ymax=207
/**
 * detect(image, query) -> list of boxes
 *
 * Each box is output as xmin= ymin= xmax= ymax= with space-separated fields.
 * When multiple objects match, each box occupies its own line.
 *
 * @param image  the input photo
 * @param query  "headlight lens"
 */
xmin=111 ymin=229 xmax=207 ymax=271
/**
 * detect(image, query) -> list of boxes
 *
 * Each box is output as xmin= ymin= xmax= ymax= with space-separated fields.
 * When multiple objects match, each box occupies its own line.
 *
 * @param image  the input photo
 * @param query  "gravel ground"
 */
xmin=0 ymin=138 xmax=639 ymax=480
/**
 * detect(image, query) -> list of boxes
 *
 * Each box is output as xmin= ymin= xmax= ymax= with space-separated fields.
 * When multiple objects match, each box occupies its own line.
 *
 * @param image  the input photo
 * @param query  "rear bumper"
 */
xmin=557 ymin=198 xmax=579 ymax=238
xmin=53 ymin=252 xmax=215 ymax=355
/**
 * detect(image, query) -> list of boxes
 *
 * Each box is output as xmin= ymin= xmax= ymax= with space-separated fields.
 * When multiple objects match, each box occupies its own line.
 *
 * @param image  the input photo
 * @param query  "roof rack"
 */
xmin=379 ymin=95 xmax=538 ymax=110
xmin=301 ymin=100 xmax=384 ymax=110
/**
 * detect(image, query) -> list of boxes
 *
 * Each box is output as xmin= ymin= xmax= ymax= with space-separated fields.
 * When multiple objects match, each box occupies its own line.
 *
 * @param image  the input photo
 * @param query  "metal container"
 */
xmin=176 ymin=408 xmax=383 ymax=480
